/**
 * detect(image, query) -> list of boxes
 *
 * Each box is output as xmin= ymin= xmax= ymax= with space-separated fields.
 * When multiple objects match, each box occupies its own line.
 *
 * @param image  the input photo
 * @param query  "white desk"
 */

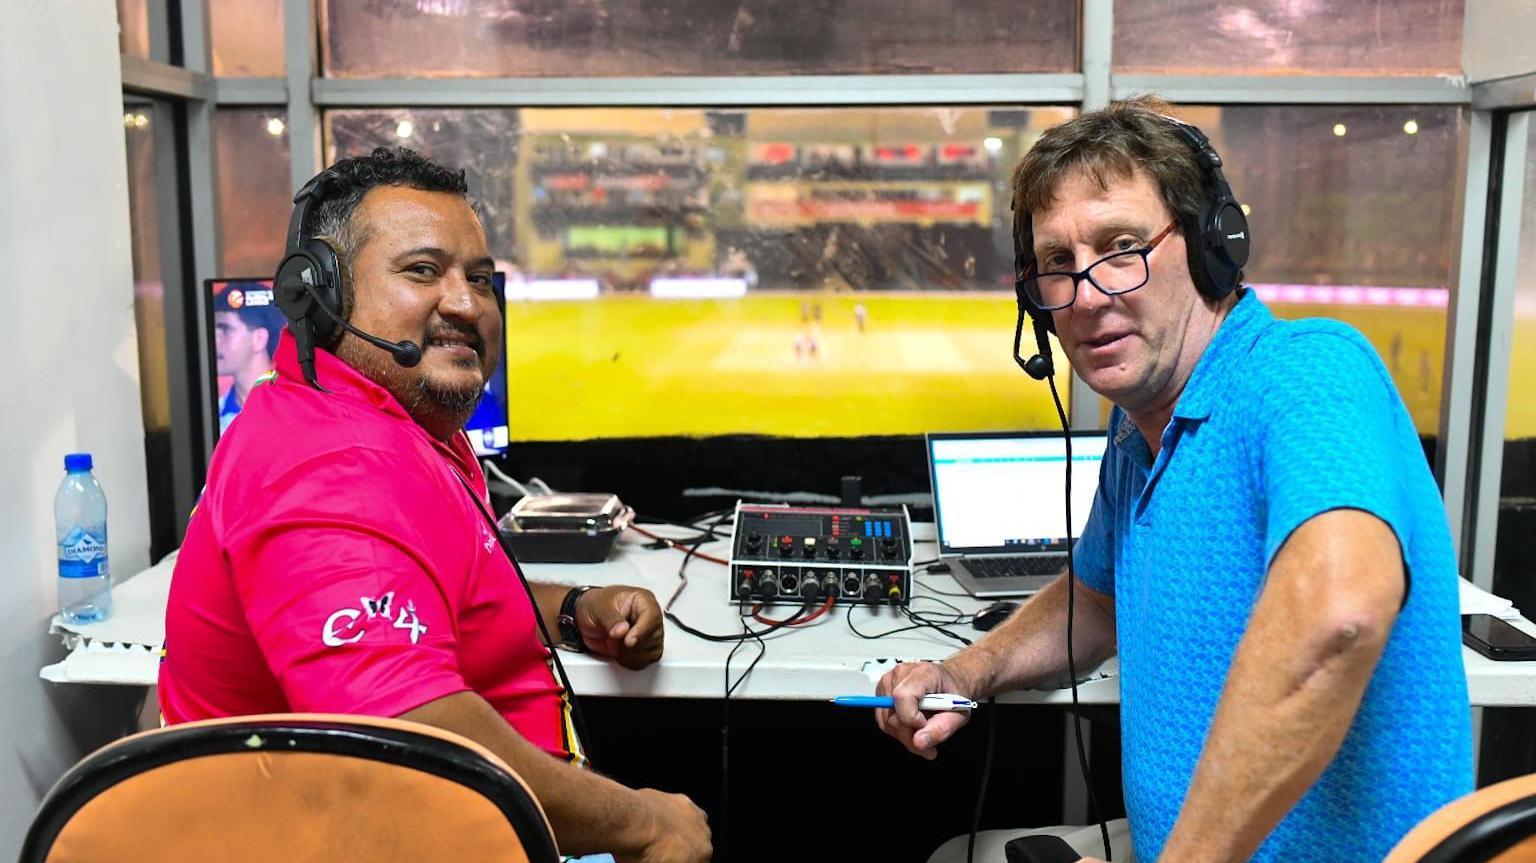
xmin=41 ymin=525 xmax=1536 ymax=707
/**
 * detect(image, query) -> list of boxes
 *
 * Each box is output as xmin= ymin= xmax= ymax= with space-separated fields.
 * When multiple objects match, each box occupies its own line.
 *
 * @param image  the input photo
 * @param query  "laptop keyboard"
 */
xmin=966 ymin=556 xmax=1064 ymax=578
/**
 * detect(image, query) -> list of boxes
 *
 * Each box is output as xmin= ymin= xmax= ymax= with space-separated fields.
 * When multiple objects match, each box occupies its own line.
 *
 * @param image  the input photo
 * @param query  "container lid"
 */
xmin=64 ymin=453 xmax=93 ymax=472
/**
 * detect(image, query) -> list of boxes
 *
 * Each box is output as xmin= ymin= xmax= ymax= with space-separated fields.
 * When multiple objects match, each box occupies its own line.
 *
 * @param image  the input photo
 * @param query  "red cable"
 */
xmin=627 ymin=523 xmax=730 ymax=566
xmin=752 ymin=595 xmax=835 ymax=626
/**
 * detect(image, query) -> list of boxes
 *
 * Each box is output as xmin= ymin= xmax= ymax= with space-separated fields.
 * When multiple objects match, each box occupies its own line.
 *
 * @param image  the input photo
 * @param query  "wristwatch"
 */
xmin=557 ymin=586 xmax=596 ymax=652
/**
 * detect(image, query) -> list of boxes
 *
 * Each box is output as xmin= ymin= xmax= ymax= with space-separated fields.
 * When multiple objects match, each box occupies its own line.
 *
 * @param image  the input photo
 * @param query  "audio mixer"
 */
xmin=728 ymin=503 xmax=913 ymax=606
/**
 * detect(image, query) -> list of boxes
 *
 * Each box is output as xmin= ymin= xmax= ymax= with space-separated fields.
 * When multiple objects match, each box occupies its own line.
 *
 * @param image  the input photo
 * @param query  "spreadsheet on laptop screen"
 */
xmin=930 ymin=435 xmax=1106 ymax=551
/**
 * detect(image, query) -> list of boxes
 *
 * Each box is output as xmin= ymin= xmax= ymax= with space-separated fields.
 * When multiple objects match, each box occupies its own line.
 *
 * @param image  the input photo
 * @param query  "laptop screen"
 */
xmin=927 ymin=432 xmax=1108 ymax=555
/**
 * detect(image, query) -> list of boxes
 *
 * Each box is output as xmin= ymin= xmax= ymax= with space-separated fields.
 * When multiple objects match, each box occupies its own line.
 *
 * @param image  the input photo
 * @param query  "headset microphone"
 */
xmin=1012 ymin=286 xmax=1056 ymax=381
xmin=329 ymin=312 xmax=423 ymax=368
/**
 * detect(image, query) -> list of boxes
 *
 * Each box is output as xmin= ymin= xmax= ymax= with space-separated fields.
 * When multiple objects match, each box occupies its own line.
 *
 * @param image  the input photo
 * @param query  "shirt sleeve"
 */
xmin=224 ymin=447 xmax=471 ymax=718
xmin=1072 ymin=415 xmax=1123 ymax=596
xmin=1255 ymin=327 xmax=1414 ymax=576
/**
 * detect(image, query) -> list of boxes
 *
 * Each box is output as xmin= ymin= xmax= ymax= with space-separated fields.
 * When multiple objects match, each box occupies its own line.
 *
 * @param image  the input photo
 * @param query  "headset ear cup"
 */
xmin=1178 ymin=212 xmax=1220 ymax=300
xmin=1204 ymin=200 xmax=1250 ymax=299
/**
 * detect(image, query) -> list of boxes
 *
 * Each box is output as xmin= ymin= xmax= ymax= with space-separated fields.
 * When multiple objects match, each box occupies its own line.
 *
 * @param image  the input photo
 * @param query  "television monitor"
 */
xmin=204 ymin=274 xmax=510 ymax=457
xmin=206 ymin=278 xmax=282 ymax=437
xmin=465 ymin=272 xmax=511 ymax=456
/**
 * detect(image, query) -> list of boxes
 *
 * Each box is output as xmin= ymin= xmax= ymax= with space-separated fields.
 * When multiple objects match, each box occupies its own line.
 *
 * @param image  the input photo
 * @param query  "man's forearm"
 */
xmin=1159 ymin=512 xmax=1401 ymax=862
xmin=401 ymin=691 xmax=654 ymax=858
xmin=529 ymin=581 xmax=574 ymax=642
xmin=945 ymin=573 xmax=1117 ymax=698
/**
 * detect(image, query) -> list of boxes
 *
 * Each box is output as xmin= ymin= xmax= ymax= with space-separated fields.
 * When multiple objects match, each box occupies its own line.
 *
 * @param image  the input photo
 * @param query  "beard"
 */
xmin=407 ymin=373 xmax=484 ymax=425
xmin=336 ymin=328 xmax=486 ymax=437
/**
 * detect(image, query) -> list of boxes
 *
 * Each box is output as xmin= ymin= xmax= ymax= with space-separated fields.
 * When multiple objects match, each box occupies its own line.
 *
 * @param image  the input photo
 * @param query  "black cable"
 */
xmin=455 ymin=475 xmax=596 ymax=766
xmin=845 ymin=603 xmax=973 ymax=646
xmin=1045 ymin=374 xmax=1111 ymax=861
xmin=967 ymin=696 xmax=999 ymax=863
xmin=662 ymin=519 xmax=811 ymax=642
xmin=914 ymin=576 xmax=975 ymax=599
xmin=720 ymin=601 xmax=768 ymax=862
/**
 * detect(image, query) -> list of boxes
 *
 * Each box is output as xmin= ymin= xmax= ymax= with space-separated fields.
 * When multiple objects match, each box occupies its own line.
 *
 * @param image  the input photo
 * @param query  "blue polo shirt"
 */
xmin=1074 ymin=289 xmax=1471 ymax=862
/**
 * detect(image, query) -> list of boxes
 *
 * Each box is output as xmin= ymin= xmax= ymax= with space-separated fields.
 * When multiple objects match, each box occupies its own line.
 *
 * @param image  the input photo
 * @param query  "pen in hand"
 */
xmin=830 ymin=694 xmax=977 ymax=712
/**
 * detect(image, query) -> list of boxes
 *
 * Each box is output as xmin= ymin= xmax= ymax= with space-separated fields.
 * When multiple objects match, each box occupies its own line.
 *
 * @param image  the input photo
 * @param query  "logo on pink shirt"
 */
xmin=322 ymin=591 xmax=428 ymax=647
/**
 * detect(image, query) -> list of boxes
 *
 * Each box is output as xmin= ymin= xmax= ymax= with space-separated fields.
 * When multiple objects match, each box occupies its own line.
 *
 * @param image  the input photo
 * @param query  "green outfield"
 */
xmin=502 ymin=292 xmax=1536 ymax=440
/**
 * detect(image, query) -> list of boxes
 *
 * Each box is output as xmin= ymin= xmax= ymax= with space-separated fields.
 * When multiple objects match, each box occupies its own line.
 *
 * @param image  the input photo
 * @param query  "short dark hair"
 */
xmin=1011 ymin=96 xmax=1209 ymax=264
xmin=234 ymin=304 xmax=285 ymax=360
xmin=305 ymin=146 xmax=471 ymax=291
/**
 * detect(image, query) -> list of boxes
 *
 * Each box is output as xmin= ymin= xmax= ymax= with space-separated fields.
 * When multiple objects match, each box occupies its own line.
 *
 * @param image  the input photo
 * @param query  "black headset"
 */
xmin=1011 ymin=115 xmax=1251 ymax=380
xmin=273 ymin=169 xmax=423 ymax=389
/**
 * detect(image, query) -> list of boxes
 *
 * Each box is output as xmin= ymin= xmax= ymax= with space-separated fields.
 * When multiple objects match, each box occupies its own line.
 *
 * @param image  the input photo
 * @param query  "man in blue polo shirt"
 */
xmin=878 ymin=97 xmax=1471 ymax=862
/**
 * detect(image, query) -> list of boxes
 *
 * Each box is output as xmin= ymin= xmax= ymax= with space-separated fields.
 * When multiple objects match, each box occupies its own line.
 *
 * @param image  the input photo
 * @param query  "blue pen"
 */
xmin=830 ymin=693 xmax=977 ymax=712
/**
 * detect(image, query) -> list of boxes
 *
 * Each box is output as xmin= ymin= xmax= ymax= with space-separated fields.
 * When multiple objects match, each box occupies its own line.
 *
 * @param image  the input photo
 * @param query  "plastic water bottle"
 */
xmin=55 ymin=452 xmax=112 ymax=624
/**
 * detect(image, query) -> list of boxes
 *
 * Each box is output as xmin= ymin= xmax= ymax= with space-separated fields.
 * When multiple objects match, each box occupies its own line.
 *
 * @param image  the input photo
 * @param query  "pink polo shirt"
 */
xmin=160 ymin=332 xmax=579 ymax=763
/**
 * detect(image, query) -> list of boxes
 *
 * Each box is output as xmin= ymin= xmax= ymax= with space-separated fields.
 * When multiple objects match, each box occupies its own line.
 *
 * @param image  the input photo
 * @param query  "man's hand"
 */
xmin=628 ymin=788 xmax=711 ymax=863
xmin=575 ymin=585 xmax=664 ymax=669
xmin=873 ymin=660 xmax=975 ymax=760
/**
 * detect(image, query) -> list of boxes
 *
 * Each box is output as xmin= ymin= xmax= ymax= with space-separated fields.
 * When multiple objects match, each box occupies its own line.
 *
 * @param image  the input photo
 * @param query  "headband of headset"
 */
xmin=274 ymin=170 xmax=348 ymax=349
xmin=1012 ymin=114 xmax=1251 ymax=336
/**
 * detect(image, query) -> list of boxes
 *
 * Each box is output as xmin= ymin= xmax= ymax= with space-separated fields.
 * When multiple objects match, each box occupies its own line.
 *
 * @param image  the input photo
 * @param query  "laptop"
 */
xmin=925 ymin=430 xmax=1108 ymax=597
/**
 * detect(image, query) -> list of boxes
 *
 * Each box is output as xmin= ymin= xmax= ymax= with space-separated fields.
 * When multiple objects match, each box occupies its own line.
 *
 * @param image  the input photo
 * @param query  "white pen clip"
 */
xmin=918 ymin=693 xmax=977 ymax=712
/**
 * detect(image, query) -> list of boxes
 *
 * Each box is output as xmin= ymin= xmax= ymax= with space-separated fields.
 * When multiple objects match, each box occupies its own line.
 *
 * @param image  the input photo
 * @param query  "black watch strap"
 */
xmin=557 ymin=586 xmax=595 ymax=652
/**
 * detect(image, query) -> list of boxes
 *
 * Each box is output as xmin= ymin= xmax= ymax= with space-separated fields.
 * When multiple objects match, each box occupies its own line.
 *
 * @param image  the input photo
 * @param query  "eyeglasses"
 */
xmin=1018 ymin=221 xmax=1178 ymax=312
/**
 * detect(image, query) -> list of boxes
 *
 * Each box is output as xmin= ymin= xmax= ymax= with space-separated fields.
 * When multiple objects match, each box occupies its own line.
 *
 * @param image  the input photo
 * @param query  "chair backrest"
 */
xmin=1385 ymin=774 xmax=1536 ymax=863
xmin=20 ymin=713 xmax=561 ymax=863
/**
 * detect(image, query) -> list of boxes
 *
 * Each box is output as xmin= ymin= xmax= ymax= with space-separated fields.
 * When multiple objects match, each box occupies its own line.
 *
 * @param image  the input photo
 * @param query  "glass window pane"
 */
xmin=1189 ymin=105 xmax=1463 ymax=438
xmin=1507 ymin=119 xmax=1536 ymax=456
xmin=325 ymin=106 xmax=1075 ymax=439
xmin=124 ymin=102 xmax=169 ymax=431
xmin=320 ymin=0 xmax=1076 ymax=78
xmin=1494 ymin=114 xmax=1536 ymax=588
xmin=1114 ymin=0 xmax=1463 ymax=75
xmin=117 ymin=0 xmax=150 ymax=59
xmin=211 ymin=0 xmax=285 ymax=76
xmin=216 ymin=108 xmax=293 ymax=277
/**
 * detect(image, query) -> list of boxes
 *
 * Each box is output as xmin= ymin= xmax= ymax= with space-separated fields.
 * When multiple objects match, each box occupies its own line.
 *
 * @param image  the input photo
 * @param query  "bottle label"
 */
xmin=59 ymin=526 xmax=108 ymax=579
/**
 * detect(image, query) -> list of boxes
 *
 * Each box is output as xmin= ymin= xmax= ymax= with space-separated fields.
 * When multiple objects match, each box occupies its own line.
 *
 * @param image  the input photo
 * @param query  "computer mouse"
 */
xmin=971 ymin=600 xmax=1020 ymax=632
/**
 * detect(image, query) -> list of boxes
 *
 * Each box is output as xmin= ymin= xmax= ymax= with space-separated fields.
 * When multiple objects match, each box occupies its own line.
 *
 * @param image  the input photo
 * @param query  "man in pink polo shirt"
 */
xmin=160 ymin=147 xmax=710 ymax=863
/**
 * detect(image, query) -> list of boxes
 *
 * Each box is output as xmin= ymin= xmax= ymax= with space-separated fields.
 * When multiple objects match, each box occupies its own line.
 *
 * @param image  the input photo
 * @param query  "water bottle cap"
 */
xmin=64 ymin=453 xmax=93 ymax=472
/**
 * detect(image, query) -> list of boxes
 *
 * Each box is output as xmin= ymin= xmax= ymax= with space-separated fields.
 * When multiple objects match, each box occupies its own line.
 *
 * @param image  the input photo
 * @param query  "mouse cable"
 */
xmin=1044 ymin=373 xmax=1111 ymax=861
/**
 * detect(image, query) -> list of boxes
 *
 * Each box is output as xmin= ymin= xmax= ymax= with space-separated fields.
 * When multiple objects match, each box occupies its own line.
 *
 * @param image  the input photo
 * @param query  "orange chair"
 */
xmin=1384 ymin=774 xmax=1536 ymax=862
xmin=19 ymin=713 xmax=560 ymax=863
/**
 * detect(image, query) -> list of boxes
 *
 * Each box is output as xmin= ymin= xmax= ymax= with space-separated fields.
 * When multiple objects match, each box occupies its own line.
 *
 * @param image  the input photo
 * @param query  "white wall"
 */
xmin=1463 ymin=0 xmax=1536 ymax=83
xmin=0 ymin=0 xmax=153 ymax=854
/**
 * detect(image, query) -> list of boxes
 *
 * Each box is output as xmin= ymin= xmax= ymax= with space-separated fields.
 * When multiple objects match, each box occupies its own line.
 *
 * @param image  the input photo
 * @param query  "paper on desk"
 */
xmin=1458 ymin=576 xmax=1523 ymax=620
xmin=41 ymin=640 xmax=160 ymax=685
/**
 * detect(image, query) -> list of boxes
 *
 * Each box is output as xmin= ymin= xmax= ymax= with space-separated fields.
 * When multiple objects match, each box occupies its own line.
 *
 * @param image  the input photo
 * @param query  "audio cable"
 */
xmin=454 ymin=472 xmax=595 ymax=766
xmin=1044 ymin=373 xmax=1112 ymax=861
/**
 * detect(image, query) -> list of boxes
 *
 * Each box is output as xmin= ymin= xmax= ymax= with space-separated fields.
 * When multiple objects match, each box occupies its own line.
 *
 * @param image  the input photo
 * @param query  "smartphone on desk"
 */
xmin=1463 ymin=614 xmax=1536 ymax=661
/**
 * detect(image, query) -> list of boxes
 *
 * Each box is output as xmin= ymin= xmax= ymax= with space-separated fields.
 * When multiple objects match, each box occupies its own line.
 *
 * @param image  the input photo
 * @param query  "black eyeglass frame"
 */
xmin=1018 ymin=220 xmax=1179 ymax=312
